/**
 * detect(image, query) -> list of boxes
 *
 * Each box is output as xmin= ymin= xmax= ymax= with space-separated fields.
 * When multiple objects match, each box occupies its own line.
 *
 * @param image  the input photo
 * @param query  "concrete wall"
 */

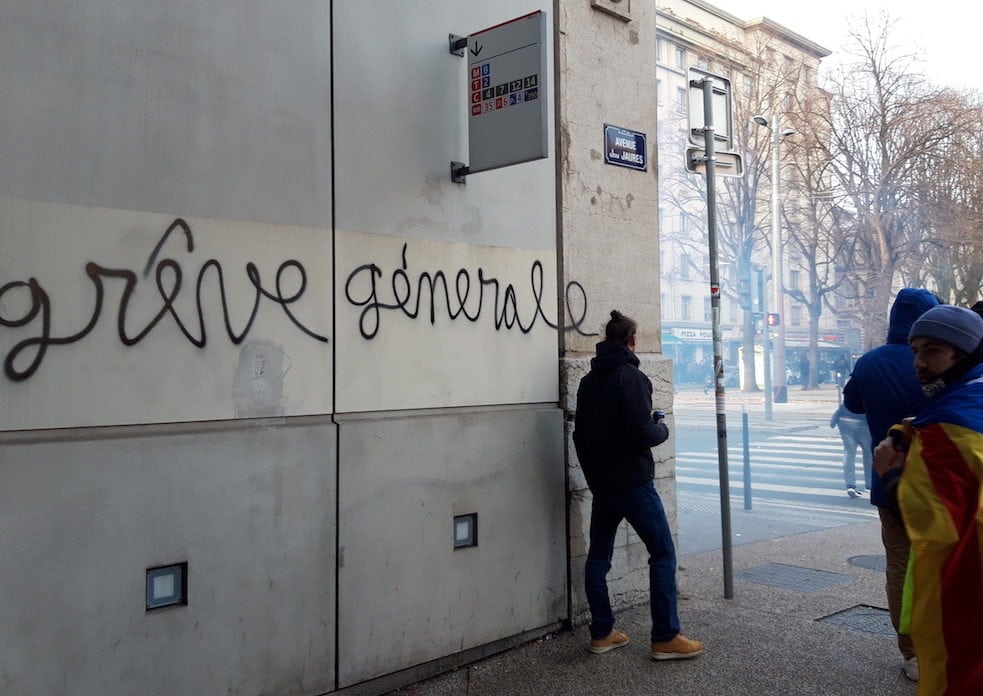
xmin=1 ymin=2 xmax=569 ymax=695
xmin=0 ymin=421 xmax=336 ymax=695
xmin=555 ymin=1 xmax=676 ymax=625
xmin=336 ymin=408 xmax=565 ymax=687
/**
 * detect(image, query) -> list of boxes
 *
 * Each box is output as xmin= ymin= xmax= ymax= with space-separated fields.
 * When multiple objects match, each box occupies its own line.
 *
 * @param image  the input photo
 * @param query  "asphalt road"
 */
xmin=672 ymin=394 xmax=879 ymax=556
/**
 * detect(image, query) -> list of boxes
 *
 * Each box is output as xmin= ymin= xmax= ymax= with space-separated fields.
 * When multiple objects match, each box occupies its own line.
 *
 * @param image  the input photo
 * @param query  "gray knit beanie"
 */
xmin=908 ymin=305 xmax=983 ymax=354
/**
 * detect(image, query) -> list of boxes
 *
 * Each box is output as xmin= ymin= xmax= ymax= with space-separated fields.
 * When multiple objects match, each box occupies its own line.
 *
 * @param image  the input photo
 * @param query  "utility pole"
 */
xmin=753 ymin=114 xmax=795 ymax=404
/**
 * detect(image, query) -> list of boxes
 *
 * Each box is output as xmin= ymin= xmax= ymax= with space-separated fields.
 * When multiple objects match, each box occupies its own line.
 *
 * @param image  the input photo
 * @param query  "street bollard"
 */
xmin=742 ymin=407 xmax=752 ymax=510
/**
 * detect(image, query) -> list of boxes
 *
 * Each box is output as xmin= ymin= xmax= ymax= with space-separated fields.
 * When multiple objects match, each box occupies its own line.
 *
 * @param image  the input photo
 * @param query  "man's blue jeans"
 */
xmin=584 ymin=479 xmax=680 ymax=642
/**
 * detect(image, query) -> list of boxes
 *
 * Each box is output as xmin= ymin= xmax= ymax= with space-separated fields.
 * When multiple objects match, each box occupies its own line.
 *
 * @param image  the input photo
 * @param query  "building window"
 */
xmin=790 ymin=270 xmax=800 ymax=290
xmin=655 ymin=78 xmax=662 ymax=106
xmin=790 ymin=305 xmax=802 ymax=327
xmin=656 ymin=38 xmax=665 ymax=63
xmin=704 ymin=298 xmax=712 ymax=322
xmin=675 ymin=46 xmax=685 ymax=68
xmin=675 ymin=87 xmax=686 ymax=113
xmin=681 ymin=295 xmax=692 ymax=320
xmin=680 ymin=254 xmax=691 ymax=280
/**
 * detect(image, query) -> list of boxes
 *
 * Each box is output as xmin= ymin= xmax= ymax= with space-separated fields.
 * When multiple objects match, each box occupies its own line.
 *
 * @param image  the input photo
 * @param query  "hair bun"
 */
xmin=610 ymin=310 xmax=623 ymax=321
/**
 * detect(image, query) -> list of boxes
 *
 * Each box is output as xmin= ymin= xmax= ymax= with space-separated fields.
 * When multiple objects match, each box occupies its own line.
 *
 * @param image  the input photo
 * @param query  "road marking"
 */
xmin=675 ymin=431 xmax=876 ymax=515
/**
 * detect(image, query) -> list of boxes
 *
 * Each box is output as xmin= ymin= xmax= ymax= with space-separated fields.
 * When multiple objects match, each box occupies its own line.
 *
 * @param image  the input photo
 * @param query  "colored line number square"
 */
xmin=471 ymin=103 xmax=481 ymax=116
xmin=481 ymin=64 xmax=490 ymax=76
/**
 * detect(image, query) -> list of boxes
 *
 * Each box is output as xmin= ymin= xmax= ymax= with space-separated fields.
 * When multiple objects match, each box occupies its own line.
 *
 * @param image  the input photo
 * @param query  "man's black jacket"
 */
xmin=573 ymin=340 xmax=669 ymax=494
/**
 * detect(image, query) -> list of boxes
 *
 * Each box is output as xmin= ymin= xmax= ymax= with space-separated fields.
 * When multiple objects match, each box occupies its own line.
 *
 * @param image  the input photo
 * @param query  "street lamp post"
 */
xmin=753 ymin=114 xmax=795 ymax=404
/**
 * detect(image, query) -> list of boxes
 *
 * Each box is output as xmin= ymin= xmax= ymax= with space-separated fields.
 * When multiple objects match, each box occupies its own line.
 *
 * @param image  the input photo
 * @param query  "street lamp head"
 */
xmin=752 ymin=115 xmax=769 ymax=127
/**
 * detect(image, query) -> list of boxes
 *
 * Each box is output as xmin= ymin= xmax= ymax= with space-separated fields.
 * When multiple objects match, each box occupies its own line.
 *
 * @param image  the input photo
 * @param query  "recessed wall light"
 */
xmin=453 ymin=514 xmax=477 ymax=549
xmin=146 ymin=562 xmax=187 ymax=611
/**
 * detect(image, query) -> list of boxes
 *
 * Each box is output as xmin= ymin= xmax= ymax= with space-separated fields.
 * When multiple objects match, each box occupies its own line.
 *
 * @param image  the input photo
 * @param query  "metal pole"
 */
xmin=762 ymin=290 xmax=773 ymax=422
xmin=701 ymin=77 xmax=734 ymax=599
xmin=742 ymin=407 xmax=752 ymax=510
xmin=771 ymin=114 xmax=788 ymax=403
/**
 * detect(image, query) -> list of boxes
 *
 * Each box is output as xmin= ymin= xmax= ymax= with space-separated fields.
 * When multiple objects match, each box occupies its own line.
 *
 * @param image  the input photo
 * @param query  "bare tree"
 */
xmin=817 ymin=13 xmax=967 ymax=348
xmin=658 ymin=32 xmax=803 ymax=391
xmin=902 ymin=96 xmax=983 ymax=304
xmin=782 ymin=83 xmax=853 ymax=388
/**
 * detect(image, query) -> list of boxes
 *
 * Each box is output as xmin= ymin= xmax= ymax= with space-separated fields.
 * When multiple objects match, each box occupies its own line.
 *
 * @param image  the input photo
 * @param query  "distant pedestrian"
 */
xmin=843 ymin=287 xmax=940 ymax=683
xmin=799 ymin=354 xmax=810 ymax=388
xmin=834 ymin=353 xmax=849 ymax=388
xmin=830 ymin=403 xmax=872 ymax=497
xmin=573 ymin=310 xmax=703 ymax=660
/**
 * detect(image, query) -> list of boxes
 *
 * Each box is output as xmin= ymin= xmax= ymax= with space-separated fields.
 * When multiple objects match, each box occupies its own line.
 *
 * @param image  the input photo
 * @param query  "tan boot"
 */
xmin=588 ymin=629 xmax=630 ymax=654
xmin=650 ymin=634 xmax=704 ymax=660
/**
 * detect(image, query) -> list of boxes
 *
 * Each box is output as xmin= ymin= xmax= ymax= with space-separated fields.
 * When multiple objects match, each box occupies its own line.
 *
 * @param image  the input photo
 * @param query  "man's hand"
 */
xmin=873 ymin=437 xmax=905 ymax=477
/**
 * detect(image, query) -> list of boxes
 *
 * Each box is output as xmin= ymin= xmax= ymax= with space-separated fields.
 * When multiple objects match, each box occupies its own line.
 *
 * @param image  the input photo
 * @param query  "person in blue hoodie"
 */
xmin=842 ymin=288 xmax=940 ymax=682
xmin=573 ymin=310 xmax=703 ymax=661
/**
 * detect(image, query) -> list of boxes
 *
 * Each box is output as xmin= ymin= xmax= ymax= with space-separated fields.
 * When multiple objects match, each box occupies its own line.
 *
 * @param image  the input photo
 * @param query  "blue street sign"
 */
xmin=603 ymin=124 xmax=647 ymax=171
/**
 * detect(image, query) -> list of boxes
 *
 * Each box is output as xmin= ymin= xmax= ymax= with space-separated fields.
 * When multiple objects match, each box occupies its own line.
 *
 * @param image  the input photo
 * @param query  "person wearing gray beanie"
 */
xmin=871 ymin=302 xmax=983 ymax=695
xmin=907 ymin=305 xmax=983 ymax=398
xmin=907 ymin=304 xmax=983 ymax=356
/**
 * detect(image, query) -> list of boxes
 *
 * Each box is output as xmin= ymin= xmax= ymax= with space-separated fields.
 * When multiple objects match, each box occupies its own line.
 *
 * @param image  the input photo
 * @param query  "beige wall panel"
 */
xmin=336 ymin=230 xmax=558 ymax=412
xmin=0 ymin=422 xmax=337 ymax=696
xmin=0 ymin=200 xmax=332 ymax=430
xmin=336 ymin=408 xmax=566 ymax=686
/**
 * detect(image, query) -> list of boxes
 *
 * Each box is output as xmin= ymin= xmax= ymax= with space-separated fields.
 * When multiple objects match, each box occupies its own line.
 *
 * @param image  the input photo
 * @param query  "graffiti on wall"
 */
xmin=0 ymin=218 xmax=328 ymax=381
xmin=344 ymin=243 xmax=596 ymax=340
xmin=1 ymin=220 xmax=597 ymax=382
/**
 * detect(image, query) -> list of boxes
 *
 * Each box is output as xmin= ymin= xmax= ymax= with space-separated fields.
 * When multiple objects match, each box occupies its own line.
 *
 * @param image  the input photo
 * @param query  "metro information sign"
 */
xmin=467 ymin=11 xmax=548 ymax=174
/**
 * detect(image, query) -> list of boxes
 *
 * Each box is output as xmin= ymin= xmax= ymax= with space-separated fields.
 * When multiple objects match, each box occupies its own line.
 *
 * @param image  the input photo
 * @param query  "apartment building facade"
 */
xmin=654 ymin=0 xmax=850 ymax=389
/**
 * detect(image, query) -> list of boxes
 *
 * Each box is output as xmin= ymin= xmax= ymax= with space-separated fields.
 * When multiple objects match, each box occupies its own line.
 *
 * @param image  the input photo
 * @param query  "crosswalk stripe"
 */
xmin=678 ymin=475 xmax=850 ymax=497
xmin=675 ymin=433 xmax=871 ymax=510
xmin=680 ymin=454 xmax=844 ymax=468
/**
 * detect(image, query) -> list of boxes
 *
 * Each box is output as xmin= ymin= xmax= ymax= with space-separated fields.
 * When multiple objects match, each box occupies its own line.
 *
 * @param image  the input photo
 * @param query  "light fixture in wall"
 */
xmin=146 ymin=562 xmax=187 ymax=611
xmin=591 ymin=0 xmax=632 ymax=22
xmin=453 ymin=514 xmax=478 ymax=549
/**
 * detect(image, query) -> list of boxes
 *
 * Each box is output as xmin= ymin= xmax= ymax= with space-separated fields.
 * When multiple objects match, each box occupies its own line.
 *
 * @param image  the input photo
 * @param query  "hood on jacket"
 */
xmin=591 ymin=340 xmax=639 ymax=373
xmin=886 ymin=288 xmax=940 ymax=344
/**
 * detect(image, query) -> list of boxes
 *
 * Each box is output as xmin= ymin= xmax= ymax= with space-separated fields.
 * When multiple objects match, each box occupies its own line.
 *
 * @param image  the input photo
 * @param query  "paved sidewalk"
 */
xmin=388 ymin=386 xmax=910 ymax=696
xmin=388 ymin=522 xmax=913 ymax=696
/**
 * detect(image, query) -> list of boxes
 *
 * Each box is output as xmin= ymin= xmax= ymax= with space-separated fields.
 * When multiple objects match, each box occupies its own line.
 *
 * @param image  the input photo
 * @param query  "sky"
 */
xmin=714 ymin=0 xmax=983 ymax=92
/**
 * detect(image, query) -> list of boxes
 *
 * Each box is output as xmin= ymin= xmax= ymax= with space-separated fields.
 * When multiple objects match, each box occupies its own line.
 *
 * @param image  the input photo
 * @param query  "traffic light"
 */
xmin=737 ymin=266 xmax=763 ymax=314
xmin=737 ymin=274 xmax=752 ymax=310
xmin=750 ymin=267 xmax=764 ymax=318
xmin=767 ymin=312 xmax=781 ymax=327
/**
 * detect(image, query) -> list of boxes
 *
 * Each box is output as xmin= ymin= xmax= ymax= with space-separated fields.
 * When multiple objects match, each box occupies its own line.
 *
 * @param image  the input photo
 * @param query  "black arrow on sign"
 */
xmin=471 ymin=42 xmax=483 ymax=57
